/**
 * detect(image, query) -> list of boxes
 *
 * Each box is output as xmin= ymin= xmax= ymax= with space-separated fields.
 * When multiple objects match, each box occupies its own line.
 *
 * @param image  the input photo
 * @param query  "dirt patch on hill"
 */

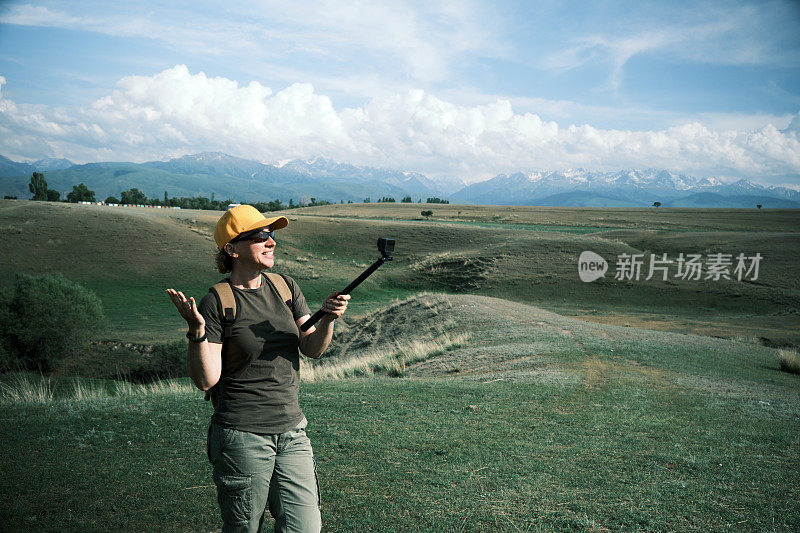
xmin=325 ymin=293 xmax=458 ymax=360
xmin=408 ymin=254 xmax=498 ymax=291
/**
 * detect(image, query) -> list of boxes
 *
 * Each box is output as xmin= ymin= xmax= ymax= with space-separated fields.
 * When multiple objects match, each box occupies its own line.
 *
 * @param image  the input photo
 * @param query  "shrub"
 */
xmin=3 ymin=273 xmax=106 ymax=372
xmin=0 ymin=341 xmax=13 ymax=373
xmin=127 ymin=341 xmax=186 ymax=383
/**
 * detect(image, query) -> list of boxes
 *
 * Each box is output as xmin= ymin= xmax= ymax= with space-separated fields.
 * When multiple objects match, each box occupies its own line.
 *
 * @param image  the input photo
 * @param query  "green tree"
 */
xmin=401 ymin=196 xmax=412 ymax=203
xmin=653 ymin=201 xmax=661 ymax=208
xmin=67 ymin=183 xmax=96 ymax=203
xmin=29 ymin=172 xmax=48 ymax=200
xmin=105 ymin=196 xmax=120 ymax=204
xmin=120 ymin=188 xmax=147 ymax=204
xmin=46 ymin=189 xmax=61 ymax=201
xmin=421 ymin=210 xmax=433 ymax=219
xmin=2 ymin=273 xmax=105 ymax=372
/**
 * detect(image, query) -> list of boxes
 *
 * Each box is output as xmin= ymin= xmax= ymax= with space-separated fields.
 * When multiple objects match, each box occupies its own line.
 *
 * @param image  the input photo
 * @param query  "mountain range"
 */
xmin=0 ymin=153 xmax=798 ymax=208
xmin=450 ymin=169 xmax=800 ymax=208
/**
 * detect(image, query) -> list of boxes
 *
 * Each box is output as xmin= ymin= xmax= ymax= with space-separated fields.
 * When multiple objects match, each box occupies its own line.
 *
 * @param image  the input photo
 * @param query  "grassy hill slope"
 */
xmin=1 ymin=200 xmax=798 ymax=347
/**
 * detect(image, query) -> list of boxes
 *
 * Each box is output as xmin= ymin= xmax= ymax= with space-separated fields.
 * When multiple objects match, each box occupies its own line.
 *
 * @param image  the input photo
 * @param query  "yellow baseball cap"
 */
xmin=214 ymin=204 xmax=289 ymax=249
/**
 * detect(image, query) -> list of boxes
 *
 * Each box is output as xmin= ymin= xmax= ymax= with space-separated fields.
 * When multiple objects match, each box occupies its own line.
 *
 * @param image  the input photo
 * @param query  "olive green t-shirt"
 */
xmin=198 ymin=273 xmax=312 ymax=434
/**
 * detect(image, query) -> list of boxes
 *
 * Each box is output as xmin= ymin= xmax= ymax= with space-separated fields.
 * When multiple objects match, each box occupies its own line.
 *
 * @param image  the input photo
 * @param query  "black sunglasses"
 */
xmin=231 ymin=228 xmax=275 ymax=244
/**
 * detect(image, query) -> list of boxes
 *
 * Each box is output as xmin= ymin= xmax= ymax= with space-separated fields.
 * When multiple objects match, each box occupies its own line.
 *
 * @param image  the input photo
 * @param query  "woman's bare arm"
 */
xmin=166 ymin=288 xmax=223 ymax=390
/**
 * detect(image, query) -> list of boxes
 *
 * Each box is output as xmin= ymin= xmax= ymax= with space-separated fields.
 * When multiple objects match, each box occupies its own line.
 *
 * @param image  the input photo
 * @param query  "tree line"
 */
xmin=19 ymin=172 xmax=451 ymax=209
xmin=365 ymin=196 xmax=449 ymax=204
xmin=23 ymin=173 xmax=296 ymax=211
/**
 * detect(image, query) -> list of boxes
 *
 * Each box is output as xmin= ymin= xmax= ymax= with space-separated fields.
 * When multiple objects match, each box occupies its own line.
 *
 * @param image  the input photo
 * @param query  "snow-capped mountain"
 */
xmin=275 ymin=157 xmax=459 ymax=197
xmin=451 ymin=169 xmax=800 ymax=207
xmin=120 ymin=152 xmax=458 ymax=200
xmin=144 ymin=152 xmax=278 ymax=180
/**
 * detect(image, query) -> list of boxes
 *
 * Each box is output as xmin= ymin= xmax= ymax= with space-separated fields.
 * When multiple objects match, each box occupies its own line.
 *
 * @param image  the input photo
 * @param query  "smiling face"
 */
xmin=225 ymin=231 xmax=276 ymax=271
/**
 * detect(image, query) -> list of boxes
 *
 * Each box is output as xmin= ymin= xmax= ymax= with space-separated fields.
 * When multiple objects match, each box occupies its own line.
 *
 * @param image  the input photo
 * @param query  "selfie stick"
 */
xmin=300 ymin=238 xmax=395 ymax=332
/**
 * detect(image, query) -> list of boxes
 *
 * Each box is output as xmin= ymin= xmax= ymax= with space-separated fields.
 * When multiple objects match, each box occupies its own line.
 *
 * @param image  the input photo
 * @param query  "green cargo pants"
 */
xmin=207 ymin=418 xmax=322 ymax=533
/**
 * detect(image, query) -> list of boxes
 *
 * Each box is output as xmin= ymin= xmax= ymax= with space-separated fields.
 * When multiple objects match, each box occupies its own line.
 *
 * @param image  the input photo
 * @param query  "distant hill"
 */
xmin=0 ymin=152 xmax=797 ymax=207
xmin=0 ymin=152 xmax=457 ymax=203
xmin=31 ymin=157 xmax=75 ymax=171
xmin=0 ymin=155 xmax=75 ymax=177
xmin=530 ymin=190 xmax=649 ymax=207
xmin=0 ymin=155 xmax=35 ymax=179
xmin=663 ymin=192 xmax=800 ymax=209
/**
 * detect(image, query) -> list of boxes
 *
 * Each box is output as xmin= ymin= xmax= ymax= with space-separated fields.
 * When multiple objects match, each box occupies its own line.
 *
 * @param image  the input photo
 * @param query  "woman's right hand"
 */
xmin=166 ymin=289 xmax=206 ymax=332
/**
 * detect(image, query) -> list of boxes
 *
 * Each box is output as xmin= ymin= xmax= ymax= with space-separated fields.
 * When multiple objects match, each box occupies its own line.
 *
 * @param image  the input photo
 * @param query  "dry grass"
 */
xmin=301 ymin=332 xmax=470 ymax=381
xmin=113 ymin=378 xmax=197 ymax=396
xmin=0 ymin=373 xmax=55 ymax=403
xmin=779 ymin=349 xmax=800 ymax=374
xmin=0 ymin=373 xmax=196 ymax=404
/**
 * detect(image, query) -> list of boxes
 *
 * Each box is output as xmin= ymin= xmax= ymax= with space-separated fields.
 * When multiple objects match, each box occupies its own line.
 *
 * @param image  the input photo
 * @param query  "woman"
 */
xmin=167 ymin=204 xmax=349 ymax=533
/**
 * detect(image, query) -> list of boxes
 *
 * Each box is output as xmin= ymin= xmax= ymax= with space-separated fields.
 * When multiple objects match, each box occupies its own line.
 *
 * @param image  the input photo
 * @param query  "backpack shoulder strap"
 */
xmin=205 ymin=279 xmax=236 ymax=408
xmin=209 ymin=279 xmax=236 ymax=338
xmin=264 ymin=272 xmax=293 ymax=307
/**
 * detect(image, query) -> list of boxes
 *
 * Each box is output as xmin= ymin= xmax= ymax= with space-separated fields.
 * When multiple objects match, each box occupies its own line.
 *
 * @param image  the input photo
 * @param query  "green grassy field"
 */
xmin=1 ymin=199 xmax=799 ymax=531
xmin=2 ymin=343 xmax=798 ymax=531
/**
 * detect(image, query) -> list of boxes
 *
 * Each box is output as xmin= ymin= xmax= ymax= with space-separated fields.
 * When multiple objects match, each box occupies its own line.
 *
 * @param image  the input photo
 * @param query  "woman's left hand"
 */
xmin=321 ymin=292 xmax=350 ymax=319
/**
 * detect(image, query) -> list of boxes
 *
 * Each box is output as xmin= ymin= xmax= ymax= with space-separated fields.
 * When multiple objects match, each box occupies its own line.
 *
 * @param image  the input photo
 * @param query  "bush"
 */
xmin=3 ymin=273 xmax=106 ymax=372
xmin=0 ymin=339 xmax=13 ymax=373
xmin=127 ymin=341 xmax=186 ymax=383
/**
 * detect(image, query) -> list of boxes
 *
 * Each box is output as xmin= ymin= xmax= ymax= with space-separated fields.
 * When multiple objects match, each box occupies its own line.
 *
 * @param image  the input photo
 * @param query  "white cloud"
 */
xmin=0 ymin=66 xmax=798 ymax=185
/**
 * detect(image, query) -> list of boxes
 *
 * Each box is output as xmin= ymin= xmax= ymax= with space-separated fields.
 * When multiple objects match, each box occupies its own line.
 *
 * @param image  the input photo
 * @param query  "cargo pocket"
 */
xmin=206 ymin=424 xmax=218 ymax=465
xmin=213 ymin=473 xmax=253 ymax=527
xmin=312 ymin=458 xmax=321 ymax=509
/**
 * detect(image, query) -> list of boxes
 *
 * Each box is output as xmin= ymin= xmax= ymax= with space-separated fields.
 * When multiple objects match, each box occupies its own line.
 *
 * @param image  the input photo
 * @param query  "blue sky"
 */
xmin=1 ymin=0 xmax=799 ymax=185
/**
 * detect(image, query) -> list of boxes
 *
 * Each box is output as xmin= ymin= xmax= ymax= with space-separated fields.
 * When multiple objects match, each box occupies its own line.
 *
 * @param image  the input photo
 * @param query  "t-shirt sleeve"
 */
xmin=198 ymin=291 xmax=224 ymax=344
xmin=283 ymin=275 xmax=312 ymax=320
